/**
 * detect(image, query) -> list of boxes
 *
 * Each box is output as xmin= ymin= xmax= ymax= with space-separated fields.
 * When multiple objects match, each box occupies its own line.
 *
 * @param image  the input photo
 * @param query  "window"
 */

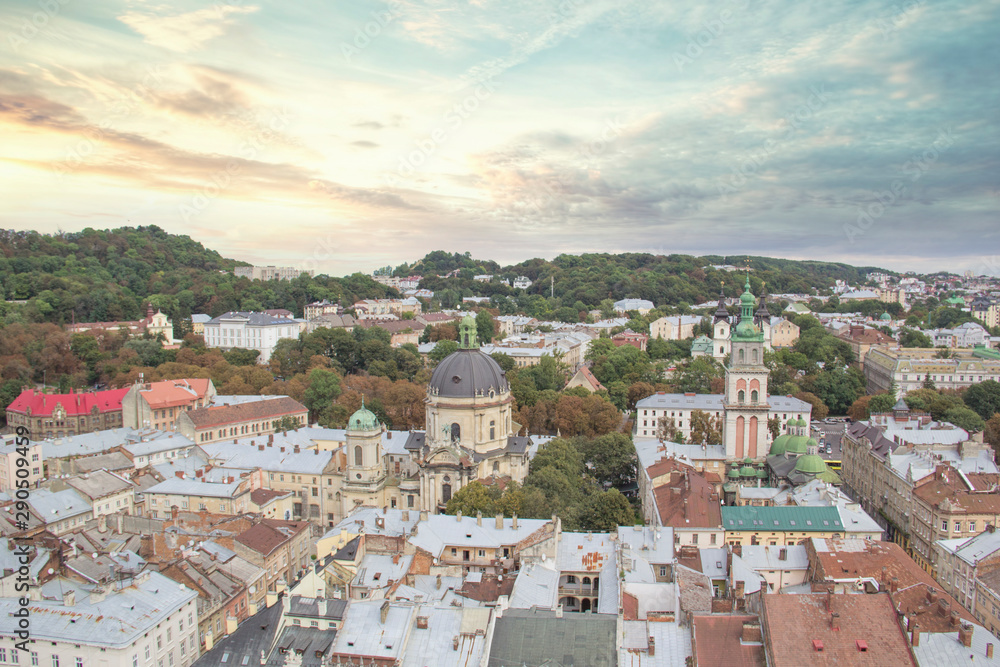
xmin=157 ymin=636 xmax=162 ymax=650
xmin=955 ymin=521 xmax=961 ymax=533
xmin=31 ymin=653 xmax=38 ymax=666
xmin=971 ymin=522 xmax=977 ymax=533
xmin=354 ymin=446 xmax=363 ymax=466
xmin=145 ymin=646 xmax=151 ymax=660
xmin=0 ymin=649 xmax=5 ymax=662
xmin=76 ymin=660 xmax=83 ymax=667
xmin=51 ymin=658 xmax=58 ymax=667
xmin=943 ymin=520 xmax=949 ymax=531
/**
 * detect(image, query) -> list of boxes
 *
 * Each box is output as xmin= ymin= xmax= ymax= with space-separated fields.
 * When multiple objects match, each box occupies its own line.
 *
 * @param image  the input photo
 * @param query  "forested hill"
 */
xmin=0 ymin=226 xmax=395 ymax=325
xmin=411 ymin=251 xmax=889 ymax=312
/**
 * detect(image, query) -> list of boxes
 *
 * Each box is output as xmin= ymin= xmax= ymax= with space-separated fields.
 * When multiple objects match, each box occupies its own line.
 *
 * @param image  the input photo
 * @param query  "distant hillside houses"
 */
xmin=613 ymin=298 xmax=654 ymax=315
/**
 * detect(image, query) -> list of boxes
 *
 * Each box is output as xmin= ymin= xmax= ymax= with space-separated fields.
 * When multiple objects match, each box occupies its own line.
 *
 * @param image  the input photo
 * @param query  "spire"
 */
xmin=714 ymin=282 xmax=730 ymax=324
xmin=754 ymin=282 xmax=771 ymax=324
xmin=459 ymin=313 xmax=478 ymax=349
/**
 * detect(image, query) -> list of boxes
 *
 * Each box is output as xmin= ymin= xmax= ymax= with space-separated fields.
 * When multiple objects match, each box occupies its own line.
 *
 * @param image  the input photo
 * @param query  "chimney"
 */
xmin=63 ymin=590 xmax=75 ymax=607
xmin=496 ymin=514 xmax=503 ymax=530
xmin=926 ymin=586 xmax=939 ymax=604
xmin=950 ymin=610 xmax=961 ymax=627
xmin=988 ymin=524 xmax=996 ymax=534
xmin=960 ymin=623 xmax=974 ymax=648
xmin=417 ymin=616 xmax=428 ymax=630
xmin=911 ymin=624 xmax=920 ymax=646
xmin=830 ymin=612 xmax=840 ymax=631
xmin=170 ymin=505 xmax=179 ymax=520
xmin=512 ymin=514 xmax=518 ymax=529
xmin=258 ymin=445 xmax=264 ymax=451
xmin=379 ymin=601 xmax=390 ymax=624
xmin=890 ymin=577 xmax=899 ymax=594
xmin=419 ymin=510 xmax=428 ymax=522
xmin=741 ymin=621 xmax=761 ymax=643
xmin=436 ymin=574 xmax=442 ymax=590
xmin=735 ymin=580 xmax=745 ymax=599
xmin=456 ymin=511 xmax=462 ymax=522
xmin=779 ymin=548 xmax=787 ymax=561
xmin=826 ymin=589 xmax=833 ymax=612
xmin=175 ymin=471 xmax=185 ymax=479
xmin=317 ymin=597 xmax=327 ymax=616
xmin=988 ymin=643 xmax=995 ymax=659
xmin=452 ymin=636 xmax=459 ymax=651
xmin=392 ymin=554 xmax=400 ymax=565
xmin=402 ymin=510 xmax=410 ymax=522
xmin=476 ymin=511 xmax=482 ymax=526
xmin=114 ymin=513 xmax=123 ymax=534
xmin=195 ymin=469 xmax=203 ymax=478
xmin=938 ymin=599 xmax=951 ymax=617
xmin=293 ymin=445 xmax=300 ymax=454
xmin=555 ymin=605 xmax=563 ymax=618
xmin=269 ymin=434 xmax=274 ymax=445
xmin=648 ymin=636 xmax=655 ymax=657
xmin=97 ymin=514 xmax=108 ymax=533
xmin=280 ymin=447 xmax=285 ymax=453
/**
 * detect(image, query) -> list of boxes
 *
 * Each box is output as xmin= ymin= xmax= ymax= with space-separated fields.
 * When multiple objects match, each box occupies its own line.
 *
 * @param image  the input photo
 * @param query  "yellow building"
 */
xmin=722 ymin=505 xmax=881 ymax=547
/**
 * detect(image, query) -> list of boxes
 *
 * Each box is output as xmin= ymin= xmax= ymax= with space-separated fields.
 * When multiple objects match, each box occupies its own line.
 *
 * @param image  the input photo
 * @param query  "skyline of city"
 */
xmin=1 ymin=0 xmax=998 ymax=274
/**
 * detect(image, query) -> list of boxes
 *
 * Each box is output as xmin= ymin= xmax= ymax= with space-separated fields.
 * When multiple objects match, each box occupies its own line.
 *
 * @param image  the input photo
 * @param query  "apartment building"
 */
xmin=233 ymin=519 xmax=313 ymax=594
xmin=934 ymin=527 xmax=1000 ymax=612
xmin=177 ymin=397 xmax=308 ymax=445
xmin=234 ymin=265 xmax=313 ymax=281
xmin=0 ymin=436 xmax=43 ymax=493
xmin=864 ymin=345 xmax=1000 ymax=397
xmin=5 ymin=387 xmax=129 ymax=438
xmin=202 ymin=311 xmax=301 ymax=362
xmin=122 ymin=378 xmax=217 ymax=430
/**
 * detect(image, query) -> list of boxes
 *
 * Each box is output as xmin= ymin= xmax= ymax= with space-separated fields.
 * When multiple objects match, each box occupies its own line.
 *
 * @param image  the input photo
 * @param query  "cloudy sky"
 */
xmin=1 ymin=0 xmax=998 ymax=276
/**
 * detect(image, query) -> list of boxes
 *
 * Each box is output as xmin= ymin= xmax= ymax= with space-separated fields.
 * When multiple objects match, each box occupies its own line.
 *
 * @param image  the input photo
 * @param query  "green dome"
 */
xmin=806 ymin=437 xmax=820 ymax=451
xmin=879 ymin=312 xmax=892 ymax=321
xmin=743 ymin=457 xmax=753 ymax=464
xmin=794 ymin=454 xmax=829 ymax=475
xmin=727 ymin=468 xmax=741 ymax=479
xmin=733 ymin=319 xmax=760 ymax=339
xmin=740 ymin=290 xmax=756 ymax=306
xmin=756 ymin=468 xmax=769 ymax=479
xmin=785 ymin=435 xmax=810 ymax=455
xmin=348 ymin=403 xmax=380 ymax=431
xmin=740 ymin=465 xmax=756 ymax=477
xmin=769 ymin=434 xmax=792 ymax=456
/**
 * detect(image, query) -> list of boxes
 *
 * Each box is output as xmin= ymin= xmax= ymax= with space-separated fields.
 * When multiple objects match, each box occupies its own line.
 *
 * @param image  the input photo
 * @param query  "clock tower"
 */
xmin=722 ymin=276 xmax=770 ymax=460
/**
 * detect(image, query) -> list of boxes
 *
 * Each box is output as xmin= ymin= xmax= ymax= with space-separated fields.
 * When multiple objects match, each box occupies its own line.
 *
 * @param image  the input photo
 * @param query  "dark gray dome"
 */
xmin=428 ymin=349 xmax=510 ymax=399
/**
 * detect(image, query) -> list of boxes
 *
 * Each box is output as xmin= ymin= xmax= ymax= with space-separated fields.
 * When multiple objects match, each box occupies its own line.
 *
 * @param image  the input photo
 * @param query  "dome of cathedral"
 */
xmin=348 ymin=403 xmax=380 ymax=431
xmin=428 ymin=349 xmax=510 ymax=399
xmin=740 ymin=465 xmax=756 ymax=478
xmin=879 ymin=312 xmax=892 ymax=321
xmin=727 ymin=467 xmax=741 ymax=479
xmin=785 ymin=435 xmax=810 ymax=456
xmin=794 ymin=454 xmax=828 ymax=475
xmin=769 ymin=434 xmax=792 ymax=456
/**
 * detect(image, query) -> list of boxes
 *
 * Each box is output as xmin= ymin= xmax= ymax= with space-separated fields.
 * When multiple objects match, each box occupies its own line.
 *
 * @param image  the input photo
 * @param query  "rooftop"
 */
xmin=488 ymin=607 xmax=617 ymax=667
xmin=185 ymin=396 xmax=307 ymax=429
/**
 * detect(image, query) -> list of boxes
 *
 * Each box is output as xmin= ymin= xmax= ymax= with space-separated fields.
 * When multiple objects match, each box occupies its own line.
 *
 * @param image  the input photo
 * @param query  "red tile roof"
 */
xmin=807 ymin=538 xmax=974 ymax=633
xmin=648 ymin=459 xmax=722 ymax=529
xmin=250 ymin=488 xmax=290 ymax=507
xmin=185 ymin=397 xmax=307 ymax=429
xmin=136 ymin=379 xmax=213 ymax=409
xmin=913 ymin=466 xmax=1000 ymax=514
xmin=235 ymin=519 xmax=310 ymax=557
xmin=6 ymin=387 xmax=129 ymax=417
xmin=761 ymin=592 xmax=916 ymax=666
xmin=692 ymin=615 xmax=765 ymax=667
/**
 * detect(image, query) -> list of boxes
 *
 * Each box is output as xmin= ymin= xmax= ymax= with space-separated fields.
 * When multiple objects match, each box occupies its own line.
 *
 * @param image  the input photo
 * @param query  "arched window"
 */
xmin=490 ymin=420 xmax=495 ymax=440
xmin=751 ymin=390 xmax=759 ymax=403
xmin=738 ymin=390 xmax=745 ymax=404
xmin=442 ymin=475 xmax=452 ymax=504
xmin=492 ymin=461 xmax=500 ymax=473
xmin=450 ymin=423 xmax=461 ymax=442
xmin=752 ymin=349 xmax=758 ymax=363
xmin=738 ymin=349 xmax=745 ymax=364
xmin=354 ymin=445 xmax=363 ymax=466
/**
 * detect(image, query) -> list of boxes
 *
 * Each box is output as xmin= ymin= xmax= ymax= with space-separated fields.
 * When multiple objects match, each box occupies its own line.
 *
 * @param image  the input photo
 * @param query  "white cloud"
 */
xmin=118 ymin=4 xmax=259 ymax=53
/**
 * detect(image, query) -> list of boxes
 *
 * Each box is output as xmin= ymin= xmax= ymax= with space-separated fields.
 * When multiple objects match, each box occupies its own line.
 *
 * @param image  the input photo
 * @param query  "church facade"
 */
xmin=711 ymin=285 xmax=798 ymax=360
xmin=338 ymin=314 xmax=532 ymax=516
xmin=636 ymin=279 xmax=812 ymax=460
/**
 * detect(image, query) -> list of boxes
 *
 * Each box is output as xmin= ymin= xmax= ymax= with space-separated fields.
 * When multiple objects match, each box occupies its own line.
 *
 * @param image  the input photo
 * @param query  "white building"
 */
xmin=0 ymin=571 xmax=199 ymax=667
xmin=512 ymin=276 xmax=532 ymax=289
xmin=234 ymin=265 xmax=313 ymax=281
xmin=613 ymin=298 xmax=655 ymax=315
xmin=649 ymin=314 xmax=705 ymax=340
xmin=202 ymin=311 xmax=300 ymax=363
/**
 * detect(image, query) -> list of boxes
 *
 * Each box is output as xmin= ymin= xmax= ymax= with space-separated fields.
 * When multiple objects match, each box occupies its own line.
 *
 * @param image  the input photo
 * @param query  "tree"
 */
xmin=580 ymin=433 xmax=637 ymax=488
xmin=943 ymin=407 xmax=985 ymax=433
xmin=445 ymin=481 xmax=497 ymax=516
xmin=868 ymin=392 xmax=896 ymax=415
xmin=985 ymin=414 xmax=1000 ymax=459
xmin=923 ymin=374 xmax=936 ymax=390
xmin=626 ymin=382 xmax=655 ymax=411
xmin=767 ymin=416 xmax=781 ymax=440
xmin=674 ymin=357 xmax=720 ymax=394
xmin=475 ymin=310 xmax=495 ymax=343
xmin=847 ymin=395 xmax=874 ymax=421
xmin=271 ymin=415 xmax=301 ymax=431
xmin=688 ymin=410 xmax=722 ymax=446
xmin=223 ymin=348 xmax=261 ymax=366
xmin=899 ymin=328 xmax=933 ymax=348
xmin=794 ymin=391 xmax=829 ymax=420
xmin=657 ymin=416 xmax=682 ymax=442
xmin=963 ymin=381 xmax=1000 ymax=421
xmin=429 ymin=340 xmax=458 ymax=363
xmin=580 ymin=489 xmax=635 ymax=531
xmin=805 ymin=367 xmax=864 ymax=416
xmin=302 ymin=368 xmax=342 ymax=423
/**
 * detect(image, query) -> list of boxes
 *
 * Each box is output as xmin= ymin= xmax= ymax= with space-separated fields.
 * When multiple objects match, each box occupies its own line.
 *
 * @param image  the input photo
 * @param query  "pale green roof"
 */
xmin=722 ymin=506 xmax=843 ymax=532
xmin=348 ymin=403 xmax=380 ymax=431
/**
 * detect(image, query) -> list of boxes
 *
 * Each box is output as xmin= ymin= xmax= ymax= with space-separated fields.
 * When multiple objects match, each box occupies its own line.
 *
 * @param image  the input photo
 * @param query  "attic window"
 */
xmin=823 ymin=521 xmax=829 ymax=526
xmin=790 ymin=521 xmax=796 ymax=526
xmin=774 ymin=520 xmax=779 ymax=526
xmin=806 ymin=520 xmax=813 ymax=526
xmin=347 ymin=642 xmax=354 ymax=647
xmin=856 ymin=640 xmax=868 ymax=652
xmin=812 ymin=640 xmax=824 ymax=652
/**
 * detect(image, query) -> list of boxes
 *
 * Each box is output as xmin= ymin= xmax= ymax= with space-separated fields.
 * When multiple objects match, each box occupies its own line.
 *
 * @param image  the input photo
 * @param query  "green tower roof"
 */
xmin=756 ymin=468 xmax=769 ymax=479
xmin=879 ymin=312 xmax=892 ymax=321
xmin=794 ymin=453 xmax=829 ymax=475
xmin=727 ymin=468 xmax=741 ymax=479
xmin=740 ymin=465 xmax=756 ymax=477
xmin=458 ymin=313 xmax=478 ymax=349
xmin=348 ymin=400 xmax=380 ymax=431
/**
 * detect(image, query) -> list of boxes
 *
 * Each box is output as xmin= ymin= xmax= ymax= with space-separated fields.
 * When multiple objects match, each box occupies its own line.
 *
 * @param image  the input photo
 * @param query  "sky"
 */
xmin=1 ymin=0 xmax=998 ymax=277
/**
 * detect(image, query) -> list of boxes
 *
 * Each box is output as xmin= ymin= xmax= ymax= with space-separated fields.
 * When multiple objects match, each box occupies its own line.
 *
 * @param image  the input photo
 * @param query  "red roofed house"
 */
xmin=6 ymin=387 xmax=129 ymax=438
xmin=611 ymin=329 xmax=648 ymax=351
xmin=565 ymin=366 xmax=606 ymax=393
xmin=761 ymin=591 xmax=916 ymax=666
xmin=643 ymin=456 xmax=724 ymax=547
xmin=122 ymin=378 xmax=217 ymax=430
xmin=177 ymin=396 xmax=308 ymax=444
xmin=233 ymin=519 xmax=312 ymax=594
xmin=692 ymin=614 xmax=765 ymax=667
